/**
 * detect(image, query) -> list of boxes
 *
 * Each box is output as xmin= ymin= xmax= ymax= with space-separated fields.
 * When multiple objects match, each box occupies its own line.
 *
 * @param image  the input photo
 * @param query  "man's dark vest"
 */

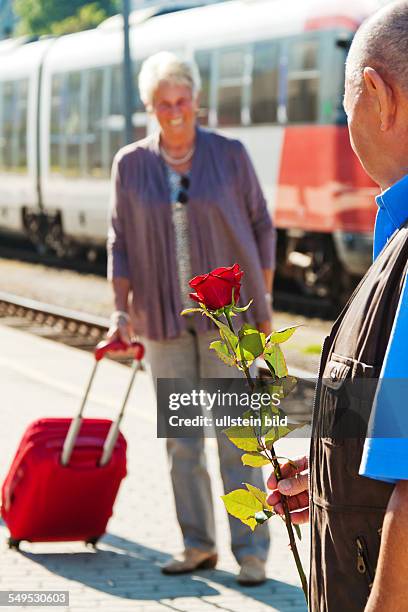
xmin=310 ymin=225 xmax=408 ymax=611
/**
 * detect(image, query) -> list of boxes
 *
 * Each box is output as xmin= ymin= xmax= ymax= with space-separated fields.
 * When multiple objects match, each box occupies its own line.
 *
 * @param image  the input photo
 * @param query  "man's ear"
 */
xmin=363 ymin=67 xmax=396 ymax=131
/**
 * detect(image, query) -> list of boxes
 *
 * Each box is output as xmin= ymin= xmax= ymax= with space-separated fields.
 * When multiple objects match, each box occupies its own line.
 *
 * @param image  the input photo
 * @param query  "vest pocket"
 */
xmin=356 ymin=536 xmax=375 ymax=592
xmin=319 ymin=353 xmax=375 ymax=446
xmin=319 ymin=356 xmax=352 ymax=445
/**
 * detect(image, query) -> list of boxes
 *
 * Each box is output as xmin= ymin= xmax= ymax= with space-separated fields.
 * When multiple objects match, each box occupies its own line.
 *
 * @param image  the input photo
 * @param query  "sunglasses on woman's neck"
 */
xmin=177 ymin=175 xmax=190 ymax=205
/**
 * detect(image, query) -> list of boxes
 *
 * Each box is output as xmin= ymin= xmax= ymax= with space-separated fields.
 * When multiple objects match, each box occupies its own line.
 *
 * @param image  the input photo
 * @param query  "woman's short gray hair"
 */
xmin=138 ymin=51 xmax=201 ymax=108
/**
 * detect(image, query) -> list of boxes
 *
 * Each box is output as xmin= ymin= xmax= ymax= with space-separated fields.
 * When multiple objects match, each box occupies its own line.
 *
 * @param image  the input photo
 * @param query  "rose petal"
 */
xmin=189 ymin=292 xmax=202 ymax=303
xmin=189 ymin=273 xmax=209 ymax=289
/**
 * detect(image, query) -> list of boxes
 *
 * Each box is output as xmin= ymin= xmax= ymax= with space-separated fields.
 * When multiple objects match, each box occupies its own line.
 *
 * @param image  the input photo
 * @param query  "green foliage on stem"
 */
xmin=223 ymin=425 xmax=260 ymax=452
xmin=264 ymin=343 xmax=288 ymax=378
xmin=244 ymin=483 xmax=273 ymax=509
xmin=241 ymin=452 xmax=271 ymax=467
xmin=221 ymin=490 xmax=264 ymax=531
xmin=231 ymin=299 xmax=253 ymax=313
xmin=264 ymin=422 xmax=305 ymax=448
xmin=236 ymin=324 xmax=265 ymax=366
xmin=267 ymin=325 xmax=302 ymax=344
xmin=209 ymin=340 xmax=236 ymax=367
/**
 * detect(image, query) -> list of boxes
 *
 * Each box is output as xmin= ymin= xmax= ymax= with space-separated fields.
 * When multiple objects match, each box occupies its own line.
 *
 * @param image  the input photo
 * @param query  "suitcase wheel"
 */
xmin=7 ymin=538 xmax=21 ymax=551
xmin=85 ymin=537 xmax=100 ymax=549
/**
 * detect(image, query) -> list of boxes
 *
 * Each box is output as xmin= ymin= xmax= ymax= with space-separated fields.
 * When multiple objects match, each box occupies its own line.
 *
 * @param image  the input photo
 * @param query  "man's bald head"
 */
xmin=346 ymin=1 xmax=408 ymax=94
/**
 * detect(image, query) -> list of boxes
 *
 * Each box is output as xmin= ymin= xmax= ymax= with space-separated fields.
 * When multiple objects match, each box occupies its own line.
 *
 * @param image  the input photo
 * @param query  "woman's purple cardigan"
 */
xmin=107 ymin=126 xmax=276 ymax=341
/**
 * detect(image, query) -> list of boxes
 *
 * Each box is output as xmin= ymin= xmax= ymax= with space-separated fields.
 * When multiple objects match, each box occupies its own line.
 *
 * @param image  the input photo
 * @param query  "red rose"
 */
xmin=189 ymin=264 xmax=243 ymax=310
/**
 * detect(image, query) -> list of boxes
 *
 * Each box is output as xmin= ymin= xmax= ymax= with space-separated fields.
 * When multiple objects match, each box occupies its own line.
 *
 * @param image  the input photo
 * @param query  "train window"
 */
xmin=87 ymin=68 xmax=105 ymax=177
xmin=195 ymin=50 xmax=211 ymax=126
xmin=16 ymin=80 xmax=28 ymax=169
xmin=2 ymin=82 xmax=15 ymax=169
xmin=108 ymin=65 xmax=125 ymax=167
xmin=65 ymin=72 xmax=82 ymax=175
xmin=287 ymin=39 xmax=320 ymax=123
xmin=50 ymin=74 xmax=64 ymax=173
xmin=251 ymin=41 xmax=278 ymax=124
xmin=0 ymin=79 xmax=28 ymax=171
xmin=217 ymin=47 xmax=245 ymax=126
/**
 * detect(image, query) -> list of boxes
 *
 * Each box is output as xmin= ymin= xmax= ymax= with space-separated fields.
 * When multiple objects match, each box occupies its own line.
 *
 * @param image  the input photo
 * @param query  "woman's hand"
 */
xmin=257 ymin=319 xmax=272 ymax=337
xmin=266 ymin=455 xmax=310 ymax=524
xmin=107 ymin=310 xmax=133 ymax=344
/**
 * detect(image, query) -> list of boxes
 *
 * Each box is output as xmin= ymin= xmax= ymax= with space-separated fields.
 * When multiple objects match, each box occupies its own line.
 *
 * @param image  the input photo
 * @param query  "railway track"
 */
xmin=0 ymin=291 xmax=109 ymax=352
xmin=0 ymin=239 xmax=339 ymax=320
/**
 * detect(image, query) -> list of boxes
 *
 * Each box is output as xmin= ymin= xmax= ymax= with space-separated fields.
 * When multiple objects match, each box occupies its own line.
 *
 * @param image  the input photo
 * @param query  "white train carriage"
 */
xmin=0 ymin=37 xmax=53 ymax=238
xmin=0 ymin=0 xmax=391 ymax=290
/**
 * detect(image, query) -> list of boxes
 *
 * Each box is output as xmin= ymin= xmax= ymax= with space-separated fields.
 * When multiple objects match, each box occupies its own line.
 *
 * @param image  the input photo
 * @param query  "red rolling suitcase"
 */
xmin=1 ymin=339 xmax=145 ymax=550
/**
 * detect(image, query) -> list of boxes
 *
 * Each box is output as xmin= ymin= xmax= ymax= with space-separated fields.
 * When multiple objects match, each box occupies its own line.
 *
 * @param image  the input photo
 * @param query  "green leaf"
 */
xmin=294 ymin=524 xmax=302 ymax=541
xmin=209 ymin=340 xmax=236 ymax=367
xmin=268 ymin=325 xmax=302 ymax=344
xmin=275 ymin=456 xmax=302 ymax=472
xmin=280 ymin=375 xmax=298 ymax=397
xmin=244 ymin=483 xmax=272 ymax=509
xmin=264 ymin=422 xmax=304 ymax=446
xmin=223 ymin=425 xmax=259 ymax=452
xmin=236 ymin=324 xmax=265 ymax=363
xmin=180 ymin=307 xmax=204 ymax=316
xmin=231 ymin=299 xmax=253 ymax=313
xmin=254 ymin=510 xmax=274 ymax=524
xmin=205 ymin=312 xmax=238 ymax=350
xmin=221 ymin=489 xmax=263 ymax=531
xmin=241 ymin=453 xmax=270 ymax=468
xmin=264 ymin=344 xmax=288 ymax=378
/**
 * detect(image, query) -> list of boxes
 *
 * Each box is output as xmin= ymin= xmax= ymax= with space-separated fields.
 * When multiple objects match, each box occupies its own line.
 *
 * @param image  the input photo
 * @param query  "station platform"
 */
xmin=0 ymin=323 xmax=309 ymax=612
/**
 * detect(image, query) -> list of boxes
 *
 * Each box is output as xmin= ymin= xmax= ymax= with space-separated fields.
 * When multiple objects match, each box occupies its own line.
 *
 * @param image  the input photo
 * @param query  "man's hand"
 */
xmin=266 ymin=455 xmax=310 ymax=524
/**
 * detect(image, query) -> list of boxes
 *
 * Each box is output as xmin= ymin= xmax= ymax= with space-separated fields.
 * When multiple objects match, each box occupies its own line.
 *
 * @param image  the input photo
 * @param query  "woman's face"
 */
xmin=151 ymin=80 xmax=198 ymax=140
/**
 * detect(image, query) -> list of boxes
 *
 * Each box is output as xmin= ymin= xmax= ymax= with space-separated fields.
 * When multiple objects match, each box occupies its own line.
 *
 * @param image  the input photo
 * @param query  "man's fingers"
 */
xmin=278 ymin=471 xmax=309 ymax=497
xmin=267 ymin=491 xmax=309 ymax=513
xmin=267 ymin=456 xmax=308 ymax=490
xmin=266 ymin=490 xmax=281 ymax=506
xmin=290 ymin=508 xmax=309 ymax=525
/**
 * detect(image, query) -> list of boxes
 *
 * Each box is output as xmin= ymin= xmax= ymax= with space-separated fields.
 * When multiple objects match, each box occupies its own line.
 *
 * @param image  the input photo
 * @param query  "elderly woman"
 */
xmin=107 ymin=51 xmax=276 ymax=585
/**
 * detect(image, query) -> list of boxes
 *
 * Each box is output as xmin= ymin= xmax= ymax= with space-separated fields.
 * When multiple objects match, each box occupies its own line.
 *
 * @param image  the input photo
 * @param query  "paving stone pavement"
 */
xmin=0 ymin=324 xmax=310 ymax=611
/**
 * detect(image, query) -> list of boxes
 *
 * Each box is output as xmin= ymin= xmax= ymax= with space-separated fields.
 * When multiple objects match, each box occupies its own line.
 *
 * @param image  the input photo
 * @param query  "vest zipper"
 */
xmin=308 ymin=336 xmax=331 ymax=604
xmin=356 ymin=536 xmax=375 ymax=590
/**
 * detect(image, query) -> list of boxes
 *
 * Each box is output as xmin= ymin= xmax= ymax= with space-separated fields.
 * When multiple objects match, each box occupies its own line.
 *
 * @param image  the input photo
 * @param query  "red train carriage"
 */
xmin=0 ymin=0 xmax=386 ymax=299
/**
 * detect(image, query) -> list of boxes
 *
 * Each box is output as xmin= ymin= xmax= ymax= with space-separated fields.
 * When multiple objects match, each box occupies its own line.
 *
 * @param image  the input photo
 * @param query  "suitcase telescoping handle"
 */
xmin=60 ymin=340 xmax=145 ymax=467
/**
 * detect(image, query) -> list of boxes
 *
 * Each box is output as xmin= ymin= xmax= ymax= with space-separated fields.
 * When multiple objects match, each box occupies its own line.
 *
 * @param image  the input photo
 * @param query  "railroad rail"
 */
xmin=0 ymin=291 xmax=109 ymax=351
xmin=0 ymin=290 xmax=316 ymax=380
xmin=0 ymin=292 xmax=316 ymax=422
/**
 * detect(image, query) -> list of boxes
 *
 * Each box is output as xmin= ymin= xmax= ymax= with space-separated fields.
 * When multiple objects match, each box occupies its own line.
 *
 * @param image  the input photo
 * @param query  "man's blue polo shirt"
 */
xmin=359 ymin=173 xmax=408 ymax=483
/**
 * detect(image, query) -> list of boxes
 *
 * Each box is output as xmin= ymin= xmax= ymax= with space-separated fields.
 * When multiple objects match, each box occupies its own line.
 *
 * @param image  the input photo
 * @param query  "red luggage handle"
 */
xmin=94 ymin=339 xmax=145 ymax=362
xmin=60 ymin=340 xmax=145 ymax=467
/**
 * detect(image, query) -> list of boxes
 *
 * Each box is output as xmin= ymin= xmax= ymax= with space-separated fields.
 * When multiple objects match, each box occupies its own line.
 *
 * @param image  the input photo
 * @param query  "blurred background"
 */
xmin=0 ymin=0 xmax=394 ymax=311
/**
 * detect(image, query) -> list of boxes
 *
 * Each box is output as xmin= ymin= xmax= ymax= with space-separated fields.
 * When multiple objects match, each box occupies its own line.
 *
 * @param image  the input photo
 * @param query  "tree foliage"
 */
xmin=14 ymin=0 xmax=120 ymax=36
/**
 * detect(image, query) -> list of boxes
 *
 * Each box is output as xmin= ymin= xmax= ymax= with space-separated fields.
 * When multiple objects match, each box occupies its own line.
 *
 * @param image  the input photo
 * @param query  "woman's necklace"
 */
xmin=160 ymin=144 xmax=195 ymax=166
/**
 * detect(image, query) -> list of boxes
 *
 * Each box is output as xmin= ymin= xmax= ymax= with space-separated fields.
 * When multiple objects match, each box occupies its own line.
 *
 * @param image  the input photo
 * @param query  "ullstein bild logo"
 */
xmin=167 ymin=413 xmax=288 ymax=428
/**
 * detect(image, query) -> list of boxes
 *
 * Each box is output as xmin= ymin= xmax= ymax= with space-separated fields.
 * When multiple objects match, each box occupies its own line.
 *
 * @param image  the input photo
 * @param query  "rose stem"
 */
xmin=225 ymin=308 xmax=308 ymax=604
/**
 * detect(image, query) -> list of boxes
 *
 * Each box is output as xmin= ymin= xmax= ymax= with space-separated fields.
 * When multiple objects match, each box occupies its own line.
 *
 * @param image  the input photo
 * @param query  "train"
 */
xmin=0 ymin=0 xmax=390 ymax=301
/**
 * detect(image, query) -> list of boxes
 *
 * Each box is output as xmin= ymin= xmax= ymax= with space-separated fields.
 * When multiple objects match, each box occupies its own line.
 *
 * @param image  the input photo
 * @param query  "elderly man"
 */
xmin=267 ymin=2 xmax=408 ymax=610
